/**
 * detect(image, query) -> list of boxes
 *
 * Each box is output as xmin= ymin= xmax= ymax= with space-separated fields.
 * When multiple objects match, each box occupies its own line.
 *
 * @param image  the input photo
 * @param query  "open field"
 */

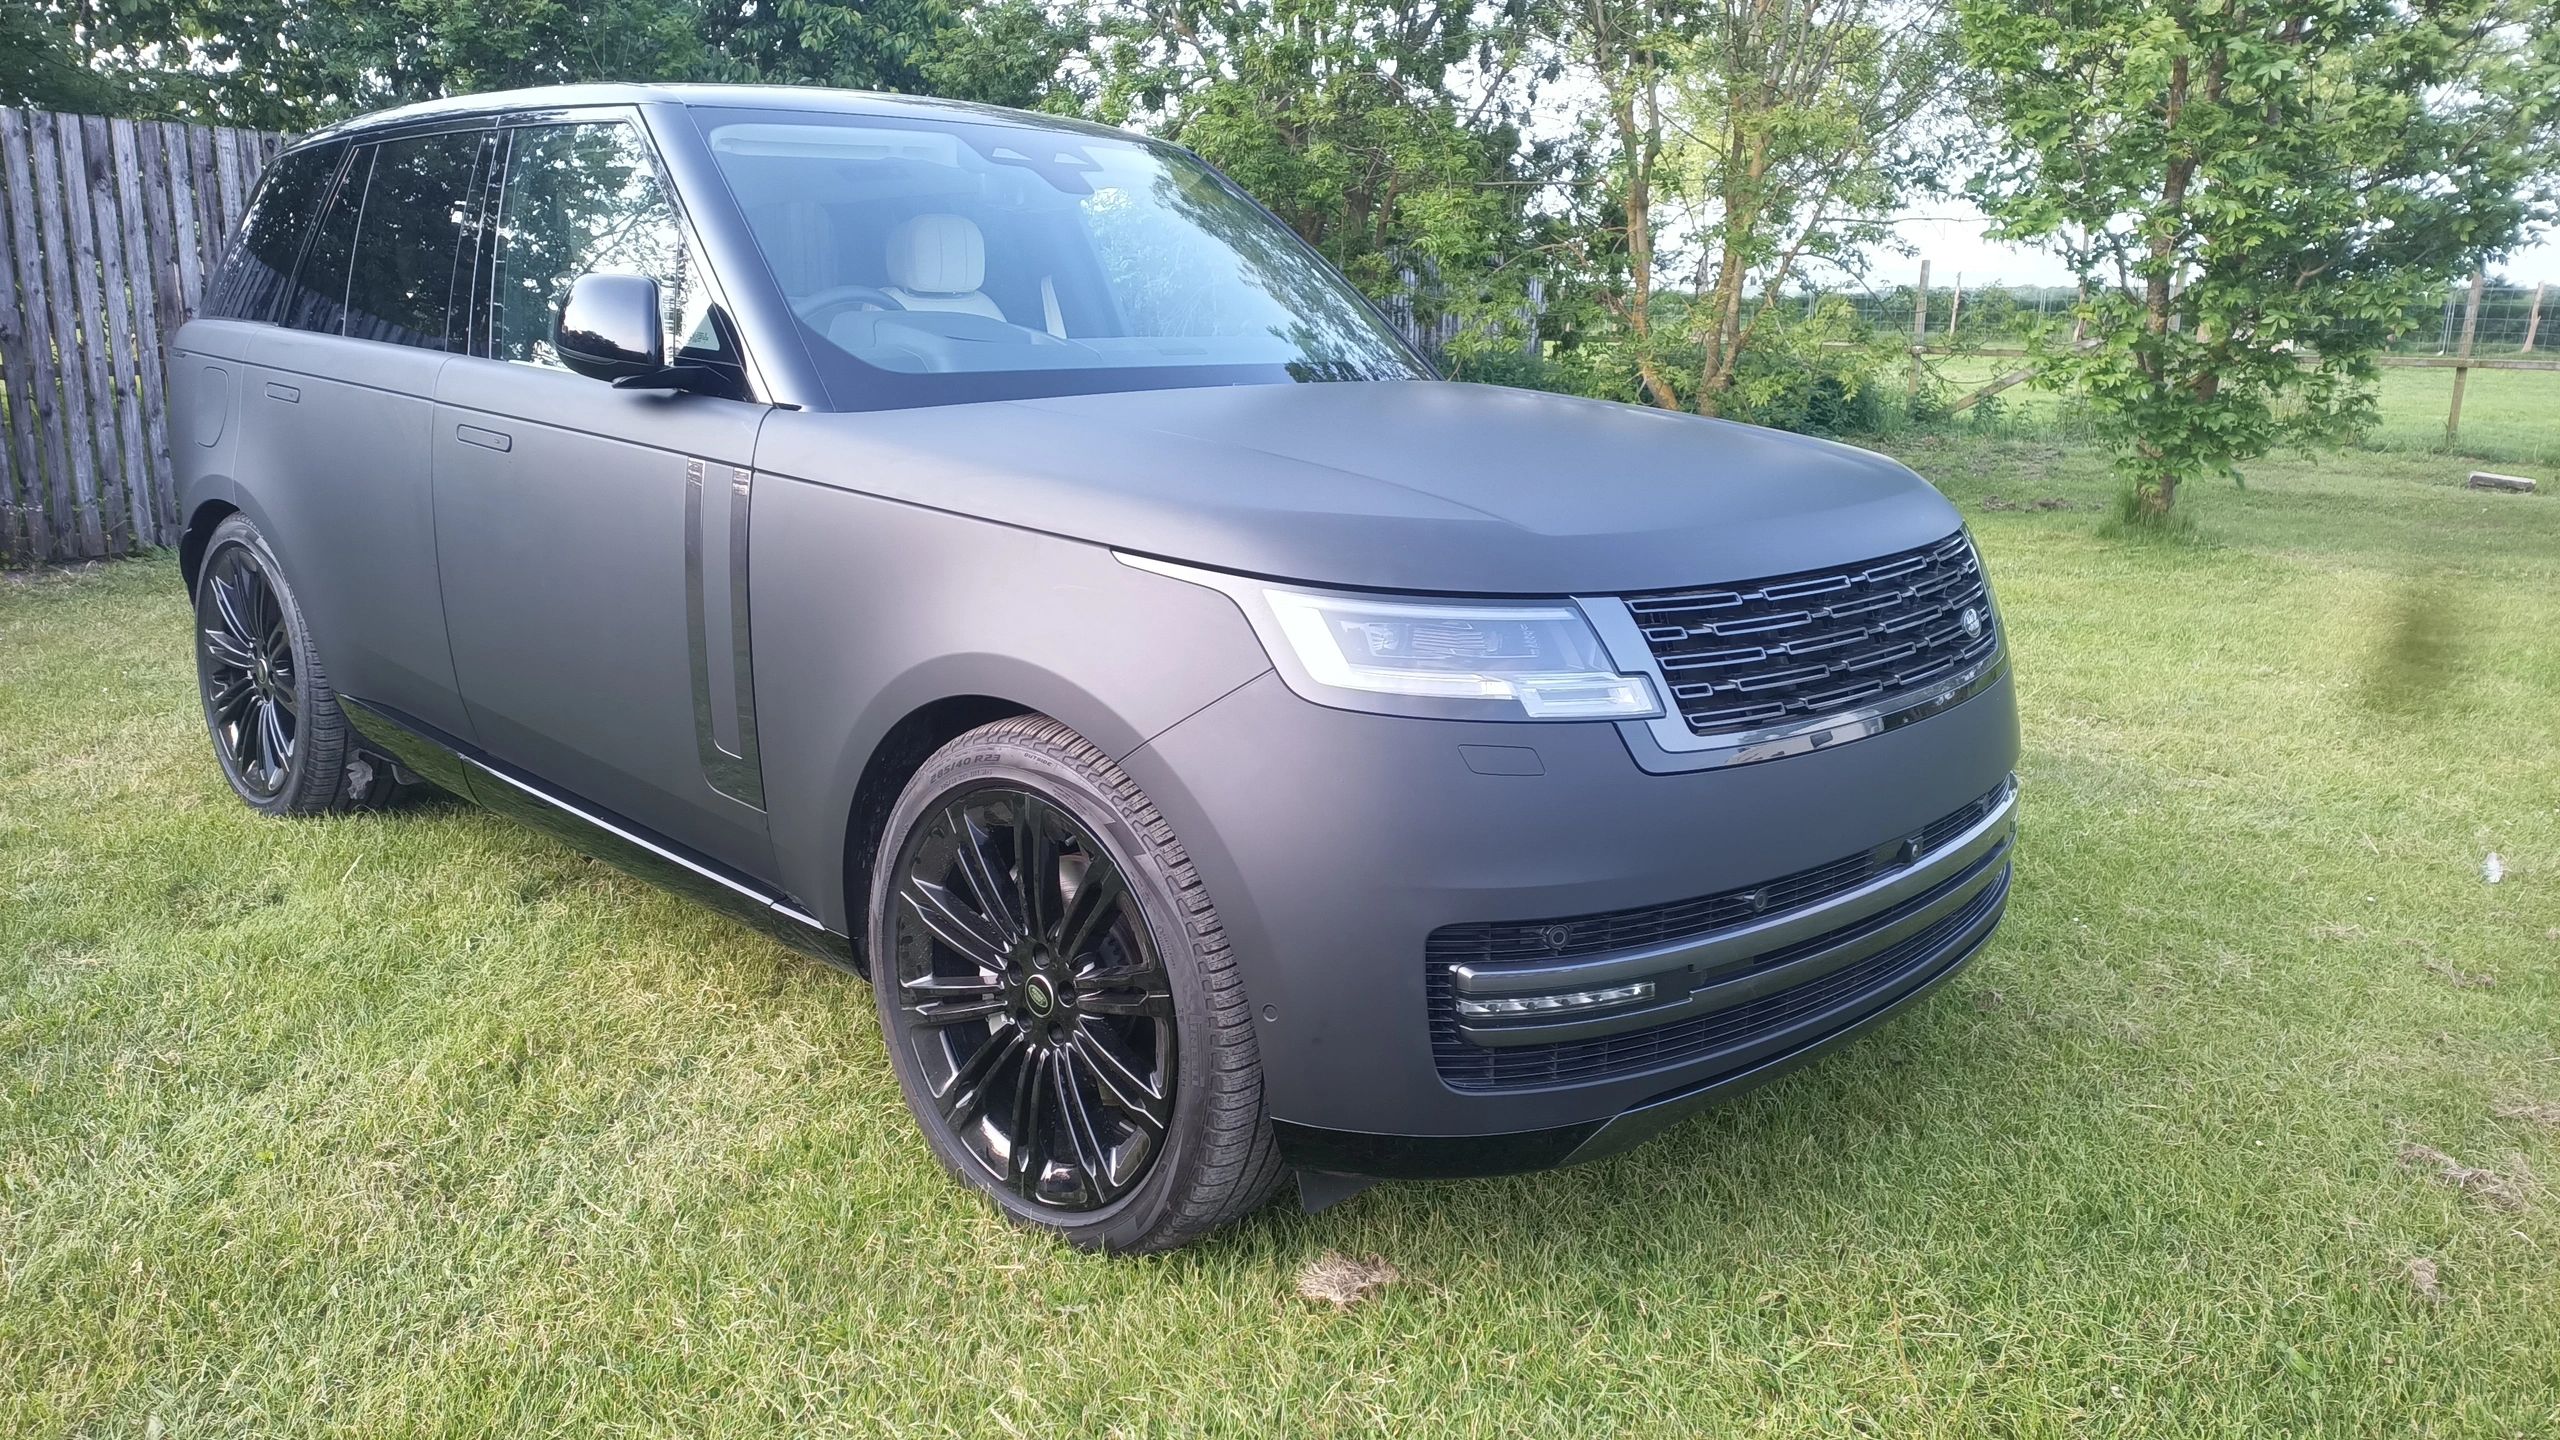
xmin=1932 ymin=354 xmax=2560 ymax=473
xmin=4 ymin=439 xmax=2558 ymax=1435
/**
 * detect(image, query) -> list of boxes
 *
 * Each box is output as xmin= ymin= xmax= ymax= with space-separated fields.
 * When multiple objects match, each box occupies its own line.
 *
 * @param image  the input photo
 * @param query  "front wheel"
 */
xmin=869 ymin=716 xmax=1283 ymax=1252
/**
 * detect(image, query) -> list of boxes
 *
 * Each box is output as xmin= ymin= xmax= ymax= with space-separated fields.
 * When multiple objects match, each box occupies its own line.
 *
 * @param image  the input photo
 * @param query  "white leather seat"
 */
xmin=883 ymin=214 xmax=1004 ymax=319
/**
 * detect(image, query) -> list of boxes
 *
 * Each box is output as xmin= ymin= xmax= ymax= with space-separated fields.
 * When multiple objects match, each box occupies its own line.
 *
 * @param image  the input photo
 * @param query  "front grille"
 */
xmin=1627 ymin=531 xmax=1997 ymax=737
xmin=1426 ymin=784 xmax=2009 ymax=1091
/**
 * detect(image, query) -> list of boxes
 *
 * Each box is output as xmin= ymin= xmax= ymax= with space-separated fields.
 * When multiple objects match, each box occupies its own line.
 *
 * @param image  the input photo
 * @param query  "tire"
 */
xmin=869 ymin=715 xmax=1284 ymax=1252
xmin=193 ymin=514 xmax=360 ymax=816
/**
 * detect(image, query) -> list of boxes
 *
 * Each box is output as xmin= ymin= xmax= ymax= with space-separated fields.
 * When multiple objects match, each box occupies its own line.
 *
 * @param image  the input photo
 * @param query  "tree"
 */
xmin=1096 ymin=0 xmax=1548 ymax=319
xmin=1961 ymin=0 xmax=2560 ymax=521
xmin=1539 ymin=0 xmax=1953 ymax=415
xmin=1663 ymin=0 xmax=1951 ymax=415
xmin=1555 ymin=0 xmax=1687 ymax=406
xmin=6 ymin=0 xmax=1083 ymax=130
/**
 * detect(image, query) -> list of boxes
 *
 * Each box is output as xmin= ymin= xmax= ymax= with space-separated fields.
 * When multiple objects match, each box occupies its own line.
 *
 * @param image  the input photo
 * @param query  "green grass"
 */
xmin=1930 ymin=354 xmax=2560 ymax=472
xmin=6 ymin=443 xmax=2560 ymax=1437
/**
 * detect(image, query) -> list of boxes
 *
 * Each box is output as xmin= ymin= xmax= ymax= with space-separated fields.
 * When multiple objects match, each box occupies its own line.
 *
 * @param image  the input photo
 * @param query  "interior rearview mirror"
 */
xmin=554 ymin=272 xmax=664 ymax=382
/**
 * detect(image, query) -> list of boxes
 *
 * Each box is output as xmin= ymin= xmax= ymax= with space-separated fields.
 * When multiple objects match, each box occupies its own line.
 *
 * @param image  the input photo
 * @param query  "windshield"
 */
xmin=695 ymin=108 xmax=1427 ymax=410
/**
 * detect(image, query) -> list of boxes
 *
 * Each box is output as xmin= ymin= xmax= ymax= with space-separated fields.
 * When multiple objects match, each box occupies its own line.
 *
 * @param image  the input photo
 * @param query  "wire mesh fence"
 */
xmin=1786 ymin=278 xmax=2554 ymax=354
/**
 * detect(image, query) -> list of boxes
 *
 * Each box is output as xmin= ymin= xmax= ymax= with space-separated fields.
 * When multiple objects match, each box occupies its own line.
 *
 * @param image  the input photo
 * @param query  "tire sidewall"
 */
xmin=869 ymin=731 xmax=1228 ymax=1251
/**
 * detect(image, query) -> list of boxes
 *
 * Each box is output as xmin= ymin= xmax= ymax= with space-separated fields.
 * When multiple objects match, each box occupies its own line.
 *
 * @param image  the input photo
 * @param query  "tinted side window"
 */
xmin=488 ymin=121 xmax=735 ymax=373
xmin=343 ymin=129 xmax=485 ymax=351
xmin=204 ymin=141 xmax=344 ymax=323
xmin=281 ymin=148 xmax=367 ymax=335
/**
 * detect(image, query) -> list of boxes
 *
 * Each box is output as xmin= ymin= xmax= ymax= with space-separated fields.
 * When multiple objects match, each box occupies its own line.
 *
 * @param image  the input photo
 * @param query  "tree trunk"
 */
xmin=1611 ymin=78 xmax=1679 ymax=410
xmin=2136 ymin=471 xmax=2179 ymax=519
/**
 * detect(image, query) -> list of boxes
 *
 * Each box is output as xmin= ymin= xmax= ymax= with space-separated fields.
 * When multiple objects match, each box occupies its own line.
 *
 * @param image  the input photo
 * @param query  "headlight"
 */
xmin=1121 ymin=555 xmax=1660 ymax=722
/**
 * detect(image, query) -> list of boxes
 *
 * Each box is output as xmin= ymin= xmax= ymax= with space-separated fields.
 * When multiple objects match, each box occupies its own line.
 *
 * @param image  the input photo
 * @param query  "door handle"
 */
xmin=264 ymin=382 xmax=300 ymax=403
xmin=455 ymin=424 xmax=513 ymax=453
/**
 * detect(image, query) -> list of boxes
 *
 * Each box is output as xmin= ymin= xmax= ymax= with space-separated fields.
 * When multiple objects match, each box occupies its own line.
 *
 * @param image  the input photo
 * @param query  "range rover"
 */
xmin=170 ymin=84 xmax=2020 ymax=1252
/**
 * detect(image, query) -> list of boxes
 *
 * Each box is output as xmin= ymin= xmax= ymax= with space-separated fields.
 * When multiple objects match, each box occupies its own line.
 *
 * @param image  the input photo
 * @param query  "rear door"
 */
xmin=432 ymin=113 xmax=776 ymax=877
xmin=243 ymin=126 xmax=488 ymax=740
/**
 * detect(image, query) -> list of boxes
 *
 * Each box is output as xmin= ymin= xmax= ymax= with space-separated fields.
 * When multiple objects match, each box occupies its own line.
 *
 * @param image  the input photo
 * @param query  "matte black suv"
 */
xmin=170 ymin=84 xmax=2020 ymax=1252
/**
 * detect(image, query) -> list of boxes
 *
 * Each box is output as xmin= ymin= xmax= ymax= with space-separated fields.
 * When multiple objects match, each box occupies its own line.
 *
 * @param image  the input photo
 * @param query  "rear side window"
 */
xmin=203 ymin=141 xmax=344 ymax=322
xmin=487 ymin=121 xmax=735 ymax=374
xmin=281 ymin=148 xmax=367 ymax=334
xmin=341 ymin=129 xmax=485 ymax=351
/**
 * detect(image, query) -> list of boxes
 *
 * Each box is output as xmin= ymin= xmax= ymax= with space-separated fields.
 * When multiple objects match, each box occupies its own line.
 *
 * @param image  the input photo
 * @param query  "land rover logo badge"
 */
xmin=1960 ymin=606 xmax=1984 ymax=639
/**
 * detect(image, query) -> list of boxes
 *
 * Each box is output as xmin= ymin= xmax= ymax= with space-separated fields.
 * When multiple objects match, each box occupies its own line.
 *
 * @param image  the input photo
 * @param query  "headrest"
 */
xmin=885 ymin=213 xmax=986 ymax=295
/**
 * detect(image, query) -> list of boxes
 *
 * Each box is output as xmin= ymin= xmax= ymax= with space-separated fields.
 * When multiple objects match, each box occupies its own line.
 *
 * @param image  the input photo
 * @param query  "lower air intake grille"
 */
xmin=1425 ymin=785 xmax=2009 ymax=1091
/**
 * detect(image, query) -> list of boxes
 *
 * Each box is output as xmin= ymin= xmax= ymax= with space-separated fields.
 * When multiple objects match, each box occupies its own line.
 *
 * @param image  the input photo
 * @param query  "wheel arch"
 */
xmin=839 ymin=692 xmax=1037 ymax=968
xmin=178 ymin=499 xmax=241 ymax=593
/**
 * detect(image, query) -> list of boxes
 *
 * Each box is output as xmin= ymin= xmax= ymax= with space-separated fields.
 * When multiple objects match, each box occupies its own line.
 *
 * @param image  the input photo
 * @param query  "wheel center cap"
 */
xmin=1024 ymin=973 xmax=1058 ymax=1017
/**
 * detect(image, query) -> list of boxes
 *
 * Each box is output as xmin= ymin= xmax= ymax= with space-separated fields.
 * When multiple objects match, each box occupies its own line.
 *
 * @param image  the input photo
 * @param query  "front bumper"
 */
xmin=1120 ymin=662 xmax=2021 ymax=1179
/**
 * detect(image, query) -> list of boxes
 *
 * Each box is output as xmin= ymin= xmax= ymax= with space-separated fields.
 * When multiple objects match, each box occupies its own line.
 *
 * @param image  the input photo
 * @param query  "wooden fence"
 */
xmin=0 ymin=107 xmax=287 ymax=566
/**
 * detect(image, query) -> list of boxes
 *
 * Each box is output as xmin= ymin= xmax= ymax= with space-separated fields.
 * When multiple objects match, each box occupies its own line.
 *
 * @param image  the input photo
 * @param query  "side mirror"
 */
xmin=554 ymin=272 xmax=663 ymax=382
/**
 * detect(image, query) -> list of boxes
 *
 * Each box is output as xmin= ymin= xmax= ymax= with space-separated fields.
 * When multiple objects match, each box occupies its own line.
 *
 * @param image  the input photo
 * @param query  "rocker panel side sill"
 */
xmin=340 ymin=696 xmax=860 ymax=971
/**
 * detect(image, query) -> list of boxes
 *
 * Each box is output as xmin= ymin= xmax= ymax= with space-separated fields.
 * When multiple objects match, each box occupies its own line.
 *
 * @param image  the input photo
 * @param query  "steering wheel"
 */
xmin=795 ymin=284 xmax=905 ymax=331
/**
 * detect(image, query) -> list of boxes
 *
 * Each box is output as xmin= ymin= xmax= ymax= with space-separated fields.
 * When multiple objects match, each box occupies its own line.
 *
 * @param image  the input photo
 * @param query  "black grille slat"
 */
xmin=1426 ymin=786 xmax=2008 ymax=1091
xmin=1627 ymin=532 xmax=1995 ymax=739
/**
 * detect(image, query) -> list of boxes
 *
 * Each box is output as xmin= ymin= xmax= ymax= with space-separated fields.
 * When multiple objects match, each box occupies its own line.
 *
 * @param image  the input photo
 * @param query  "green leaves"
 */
xmin=6 ymin=0 xmax=1087 ymax=128
xmin=1961 ymin=0 xmax=2560 ymax=518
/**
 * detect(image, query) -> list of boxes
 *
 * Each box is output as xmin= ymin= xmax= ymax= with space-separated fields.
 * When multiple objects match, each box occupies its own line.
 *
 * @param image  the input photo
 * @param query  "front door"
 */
xmin=433 ymin=115 xmax=777 ymax=878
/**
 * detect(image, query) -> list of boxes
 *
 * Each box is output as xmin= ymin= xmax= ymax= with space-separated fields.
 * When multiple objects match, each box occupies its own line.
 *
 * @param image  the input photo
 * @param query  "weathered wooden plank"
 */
xmin=54 ymin=114 xmax=130 ymax=553
xmin=152 ymin=122 xmax=205 ymax=329
xmin=81 ymin=113 xmax=155 ymax=550
xmin=20 ymin=112 xmax=105 ymax=557
xmin=187 ymin=126 xmax=221 ymax=305
xmin=0 ymin=110 xmax=48 ymax=563
xmin=110 ymin=117 xmax=177 ymax=541
xmin=2377 ymin=355 xmax=2560 ymax=372
xmin=1 ymin=109 xmax=77 ymax=559
xmin=211 ymin=126 xmax=248 ymax=266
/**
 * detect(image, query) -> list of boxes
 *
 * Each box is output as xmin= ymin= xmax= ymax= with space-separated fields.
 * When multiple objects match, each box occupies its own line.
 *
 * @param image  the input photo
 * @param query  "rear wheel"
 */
xmin=870 ymin=716 xmax=1283 ymax=1251
xmin=193 ymin=515 xmax=358 ymax=815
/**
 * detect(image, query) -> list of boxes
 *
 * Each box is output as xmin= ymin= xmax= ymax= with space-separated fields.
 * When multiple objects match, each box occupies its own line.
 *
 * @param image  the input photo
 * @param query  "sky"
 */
xmin=1853 ymin=199 xmax=2560 ymax=292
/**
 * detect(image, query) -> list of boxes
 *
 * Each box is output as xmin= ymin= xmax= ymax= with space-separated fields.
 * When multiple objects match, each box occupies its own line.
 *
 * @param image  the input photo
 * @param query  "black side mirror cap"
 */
xmin=554 ymin=272 xmax=664 ymax=382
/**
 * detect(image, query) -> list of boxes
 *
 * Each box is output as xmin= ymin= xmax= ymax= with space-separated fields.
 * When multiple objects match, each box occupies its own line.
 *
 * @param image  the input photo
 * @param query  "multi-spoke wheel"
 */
xmin=871 ymin=716 xmax=1283 ymax=1251
xmin=193 ymin=514 xmax=356 ymax=815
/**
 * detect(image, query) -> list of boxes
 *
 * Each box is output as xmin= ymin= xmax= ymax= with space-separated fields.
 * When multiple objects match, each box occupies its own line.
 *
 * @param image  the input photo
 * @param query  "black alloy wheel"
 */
xmin=871 ymin=716 xmax=1283 ymax=1251
xmin=193 ymin=514 xmax=359 ymax=815
xmin=890 ymin=786 xmax=1177 ymax=1210
xmin=198 ymin=542 xmax=299 ymax=799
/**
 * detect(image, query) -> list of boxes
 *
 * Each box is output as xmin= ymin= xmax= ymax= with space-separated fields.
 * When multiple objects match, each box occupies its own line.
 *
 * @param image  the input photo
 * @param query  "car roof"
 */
xmin=296 ymin=83 xmax=1138 ymax=149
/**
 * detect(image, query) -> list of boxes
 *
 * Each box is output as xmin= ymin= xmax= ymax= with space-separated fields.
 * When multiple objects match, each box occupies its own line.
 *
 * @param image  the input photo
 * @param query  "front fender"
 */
xmin=747 ymin=471 xmax=1269 ymax=935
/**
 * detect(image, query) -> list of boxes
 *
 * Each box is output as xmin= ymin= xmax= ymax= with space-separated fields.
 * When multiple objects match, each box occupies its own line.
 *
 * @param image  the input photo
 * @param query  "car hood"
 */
xmin=755 ymin=379 xmax=1963 ymax=594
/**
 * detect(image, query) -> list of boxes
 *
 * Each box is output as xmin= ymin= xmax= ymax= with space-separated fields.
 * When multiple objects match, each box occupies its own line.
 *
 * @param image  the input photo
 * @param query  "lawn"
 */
xmin=1930 ymin=354 xmax=2560 ymax=473
xmin=4 ymin=438 xmax=2558 ymax=1436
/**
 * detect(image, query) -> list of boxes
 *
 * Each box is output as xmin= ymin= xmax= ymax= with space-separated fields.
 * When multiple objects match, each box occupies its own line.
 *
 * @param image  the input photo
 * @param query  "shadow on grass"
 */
xmin=2360 ymin=576 xmax=2465 ymax=717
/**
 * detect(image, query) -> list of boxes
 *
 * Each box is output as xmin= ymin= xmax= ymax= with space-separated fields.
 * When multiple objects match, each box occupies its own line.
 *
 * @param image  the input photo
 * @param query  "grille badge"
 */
xmin=1960 ymin=606 xmax=1984 ymax=639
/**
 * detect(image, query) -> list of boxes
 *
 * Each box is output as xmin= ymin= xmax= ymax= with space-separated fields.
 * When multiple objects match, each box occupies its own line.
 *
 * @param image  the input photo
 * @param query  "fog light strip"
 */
xmin=1454 ymin=981 xmax=1655 ymax=1018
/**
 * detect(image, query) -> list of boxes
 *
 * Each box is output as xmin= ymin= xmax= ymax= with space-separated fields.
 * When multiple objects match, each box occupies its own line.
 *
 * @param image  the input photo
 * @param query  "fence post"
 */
xmin=2524 ymin=281 xmax=2545 ymax=353
xmin=1908 ymin=259 xmax=1930 ymax=405
xmin=1946 ymin=273 xmax=1963 ymax=340
xmin=2446 ymin=268 xmax=2484 ymax=448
